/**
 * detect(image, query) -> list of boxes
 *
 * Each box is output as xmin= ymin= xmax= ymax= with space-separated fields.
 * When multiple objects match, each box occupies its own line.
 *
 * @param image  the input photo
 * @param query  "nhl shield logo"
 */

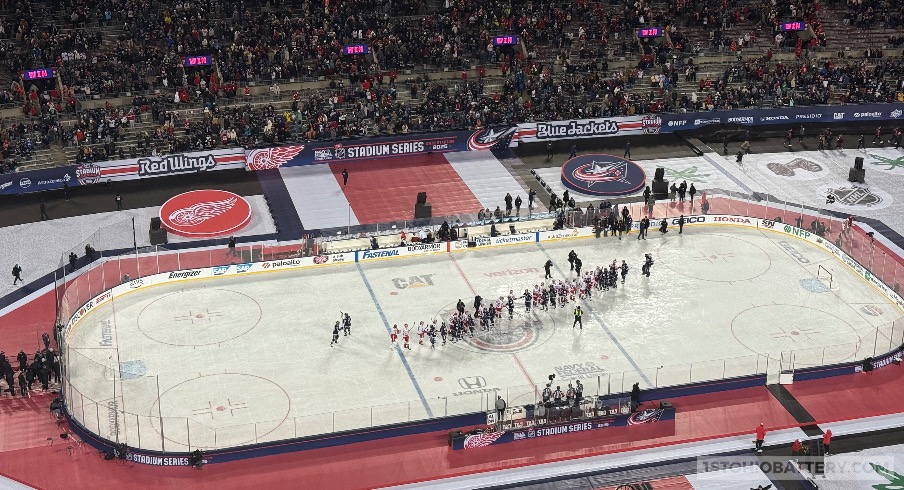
xmin=561 ymin=154 xmax=646 ymax=197
xmin=828 ymin=187 xmax=883 ymax=207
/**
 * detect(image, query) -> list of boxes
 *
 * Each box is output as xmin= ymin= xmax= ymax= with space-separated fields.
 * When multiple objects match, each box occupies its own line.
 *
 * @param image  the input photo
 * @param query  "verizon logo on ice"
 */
xmin=169 ymin=270 xmax=201 ymax=279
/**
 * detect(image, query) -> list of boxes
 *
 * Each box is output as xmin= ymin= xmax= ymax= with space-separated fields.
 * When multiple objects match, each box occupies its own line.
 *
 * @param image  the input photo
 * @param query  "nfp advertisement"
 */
xmin=0 ymin=165 xmax=80 ymax=195
xmin=244 ymin=128 xmax=515 ymax=170
xmin=660 ymin=103 xmax=904 ymax=131
xmin=451 ymin=407 xmax=675 ymax=450
xmin=73 ymin=148 xmax=245 ymax=185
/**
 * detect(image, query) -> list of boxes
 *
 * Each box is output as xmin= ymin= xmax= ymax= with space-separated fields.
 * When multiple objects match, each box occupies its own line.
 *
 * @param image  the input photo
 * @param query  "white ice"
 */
xmin=64 ymin=226 xmax=903 ymax=451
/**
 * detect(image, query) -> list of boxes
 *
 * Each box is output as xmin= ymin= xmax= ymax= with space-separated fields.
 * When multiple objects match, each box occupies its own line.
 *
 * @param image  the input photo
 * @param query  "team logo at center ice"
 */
xmin=561 ymin=154 xmax=646 ymax=197
xmin=441 ymin=306 xmax=557 ymax=353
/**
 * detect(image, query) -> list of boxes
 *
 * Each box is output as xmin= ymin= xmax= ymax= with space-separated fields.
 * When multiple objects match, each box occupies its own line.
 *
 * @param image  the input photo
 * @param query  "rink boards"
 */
xmin=58 ymin=214 xmax=904 ymax=463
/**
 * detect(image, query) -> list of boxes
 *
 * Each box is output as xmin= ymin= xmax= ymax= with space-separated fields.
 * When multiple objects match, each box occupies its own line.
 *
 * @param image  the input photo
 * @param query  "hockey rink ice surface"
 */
xmin=65 ymin=226 xmax=904 ymax=451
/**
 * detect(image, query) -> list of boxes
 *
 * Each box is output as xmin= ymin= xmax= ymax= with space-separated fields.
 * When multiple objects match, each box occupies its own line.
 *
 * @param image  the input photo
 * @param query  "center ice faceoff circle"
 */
xmin=149 ymin=373 xmax=291 ymax=449
xmin=137 ymin=288 xmax=262 ymax=346
xmin=657 ymin=234 xmax=772 ymax=282
xmin=436 ymin=305 xmax=558 ymax=353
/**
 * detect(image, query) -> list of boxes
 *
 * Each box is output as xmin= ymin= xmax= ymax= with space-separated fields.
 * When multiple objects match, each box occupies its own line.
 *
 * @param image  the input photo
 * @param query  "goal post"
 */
xmin=817 ymin=265 xmax=837 ymax=291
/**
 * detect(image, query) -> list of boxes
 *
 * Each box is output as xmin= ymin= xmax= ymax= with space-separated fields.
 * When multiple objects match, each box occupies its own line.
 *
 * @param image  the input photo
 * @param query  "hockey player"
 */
xmin=402 ymin=324 xmax=412 ymax=350
xmin=342 ymin=313 xmax=351 ymax=336
xmin=428 ymin=324 xmax=437 ymax=350
xmin=507 ymin=291 xmax=516 ymax=319
xmin=642 ymin=254 xmax=654 ymax=277
xmin=331 ymin=321 xmax=341 ymax=347
xmin=495 ymin=297 xmax=504 ymax=319
xmin=523 ymin=289 xmax=532 ymax=312
xmin=544 ymin=259 xmax=553 ymax=279
xmin=473 ymin=295 xmax=482 ymax=315
xmin=549 ymin=283 xmax=557 ymax=309
xmin=390 ymin=324 xmax=399 ymax=348
xmin=574 ymin=257 xmax=583 ymax=275
xmin=417 ymin=321 xmax=426 ymax=345
xmin=440 ymin=321 xmax=448 ymax=345
xmin=568 ymin=250 xmax=577 ymax=271
xmin=621 ymin=260 xmax=629 ymax=283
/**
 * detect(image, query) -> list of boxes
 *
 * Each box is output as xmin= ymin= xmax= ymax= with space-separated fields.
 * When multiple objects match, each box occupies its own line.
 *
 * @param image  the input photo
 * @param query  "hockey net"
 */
xmin=817 ymin=265 xmax=838 ymax=291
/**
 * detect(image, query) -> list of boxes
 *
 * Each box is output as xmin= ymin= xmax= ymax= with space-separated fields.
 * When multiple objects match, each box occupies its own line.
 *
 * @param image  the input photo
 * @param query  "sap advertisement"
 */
xmin=0 ymin=165 xmax=80 ymax=195
xmin=660 ymin=103 xmax=904 ymax=131
xmin=244 ymin=128 xmax=516 ymax=170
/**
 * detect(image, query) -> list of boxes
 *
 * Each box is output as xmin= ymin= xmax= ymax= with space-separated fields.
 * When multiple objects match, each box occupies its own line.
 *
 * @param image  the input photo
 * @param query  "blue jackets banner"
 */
xmin=660 ymin=103 xmax=904 ymax=131
xmin=0 ymin=165 xmax=80 ymax=195
xmin=244 ymin=128 xmax=516 ymax=170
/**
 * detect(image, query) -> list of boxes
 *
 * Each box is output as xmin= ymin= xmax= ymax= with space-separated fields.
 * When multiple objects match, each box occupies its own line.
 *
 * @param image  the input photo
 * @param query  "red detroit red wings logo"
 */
xmin=463 ymin=431 xmax=505 ymax=448
xmin=168 ymin=197 xmax=237 ymax=226
xmin=246 ymin=145 xmax=304 ymax=170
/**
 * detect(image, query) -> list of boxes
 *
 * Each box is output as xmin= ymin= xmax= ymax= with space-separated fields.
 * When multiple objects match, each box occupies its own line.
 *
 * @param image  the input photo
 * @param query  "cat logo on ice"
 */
xmin=213 ymin=266 xmax=230 ymax=275
xmin=392 ymin=274 xmax=435 ymax=289
xmin=235 ymin=263 xmax=252 ymax=273
xmin=361 ymin=250 xmax=399 ymax=259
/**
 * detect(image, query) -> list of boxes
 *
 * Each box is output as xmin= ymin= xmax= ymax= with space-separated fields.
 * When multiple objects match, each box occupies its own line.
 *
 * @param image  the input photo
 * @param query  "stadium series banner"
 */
xmin=451 ymin=407 xmax=676 ymax=450
xmin=244 ymin=128 xmax=515 ymax=170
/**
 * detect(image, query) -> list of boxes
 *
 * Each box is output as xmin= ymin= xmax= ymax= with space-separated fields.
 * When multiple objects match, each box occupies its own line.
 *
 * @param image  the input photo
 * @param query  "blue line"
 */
xmin=356 ymin=263 xmax=434 ymax=418
xmin=537 ymin=244 xmax=653 ymax=387
xmin=701 ymin=152 xmax=756 ymax=194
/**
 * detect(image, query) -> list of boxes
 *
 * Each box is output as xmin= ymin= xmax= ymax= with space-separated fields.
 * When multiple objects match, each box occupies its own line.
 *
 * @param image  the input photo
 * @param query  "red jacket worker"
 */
xmin=755 ymin=423 xmax=766 ymax=453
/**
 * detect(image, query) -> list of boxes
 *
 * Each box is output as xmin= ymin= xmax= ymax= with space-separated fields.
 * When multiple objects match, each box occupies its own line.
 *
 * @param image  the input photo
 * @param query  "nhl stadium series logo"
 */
xmin=560 ymin=154 xmax=646 ymax=197
xmin=641 ymin=116 xmax=661 ymax=134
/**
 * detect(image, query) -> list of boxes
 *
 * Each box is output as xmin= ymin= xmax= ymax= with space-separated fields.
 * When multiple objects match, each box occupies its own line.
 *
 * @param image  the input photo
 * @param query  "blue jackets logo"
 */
xmin=561 ymin=154 xmax=646 ymax=197
xmin=361 ymin=249 xmax=399 ymax=259
xmin=468 ymin=127 xmax=517 ymax=150
xmin=236 ymin=263 xmax=253 ymax=273
xmin=213 ymin=265 xmax=230 ymax=275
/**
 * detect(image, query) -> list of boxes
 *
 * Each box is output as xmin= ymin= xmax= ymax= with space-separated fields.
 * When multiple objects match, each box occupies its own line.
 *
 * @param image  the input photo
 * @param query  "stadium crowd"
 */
xmin=0 ymin=0 xmax=900 ymax=166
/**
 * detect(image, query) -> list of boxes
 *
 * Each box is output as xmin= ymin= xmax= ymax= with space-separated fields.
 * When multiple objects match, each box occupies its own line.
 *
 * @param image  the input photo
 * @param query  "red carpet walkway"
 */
xmin=331 ymin=154 xmax=482 ymax=224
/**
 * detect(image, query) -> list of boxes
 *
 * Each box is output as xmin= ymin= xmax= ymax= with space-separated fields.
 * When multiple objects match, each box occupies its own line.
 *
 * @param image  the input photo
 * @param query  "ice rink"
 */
xmin=64 ymin=225 xmax=903 ymax=451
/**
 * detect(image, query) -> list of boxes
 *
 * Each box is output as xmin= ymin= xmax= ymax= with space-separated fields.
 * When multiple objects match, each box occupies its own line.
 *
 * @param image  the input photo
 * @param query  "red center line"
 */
xmin=448 ymin=253 xmax=539 ymax=395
